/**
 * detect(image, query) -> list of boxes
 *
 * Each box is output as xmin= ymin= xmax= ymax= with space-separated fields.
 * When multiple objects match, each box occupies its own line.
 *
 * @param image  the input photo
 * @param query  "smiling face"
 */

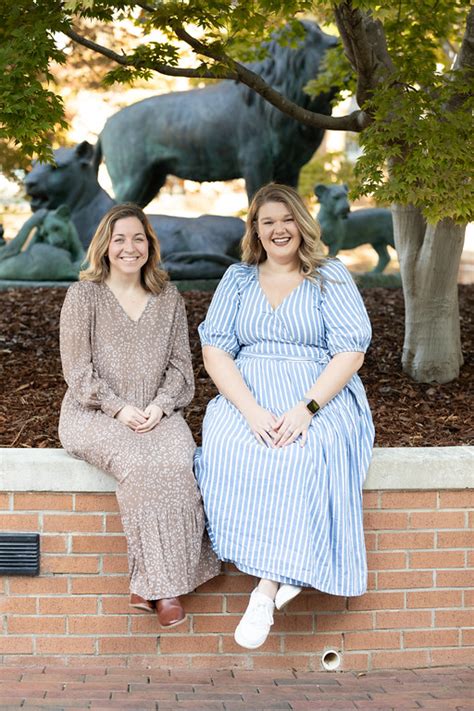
xmin=256 ymin=201 xmax=302 ymax=266
xmin=107 ymin=216 xmax=149 ymax=278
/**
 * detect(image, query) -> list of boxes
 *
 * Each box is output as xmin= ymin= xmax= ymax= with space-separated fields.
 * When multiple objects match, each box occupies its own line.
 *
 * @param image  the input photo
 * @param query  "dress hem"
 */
xmin=130 ymin=564 xmax=221 ymax=600
xmin=217 ymin=556 xmax=367 ymax=598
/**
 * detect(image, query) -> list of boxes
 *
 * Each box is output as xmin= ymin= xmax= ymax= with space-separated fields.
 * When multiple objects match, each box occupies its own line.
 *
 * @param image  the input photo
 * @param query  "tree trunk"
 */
xmin=391 ymin=204 xmax=466 ymax=383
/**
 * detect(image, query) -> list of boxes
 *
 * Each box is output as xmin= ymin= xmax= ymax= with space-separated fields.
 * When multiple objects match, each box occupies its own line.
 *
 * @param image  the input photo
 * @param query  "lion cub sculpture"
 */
xmin=0 ymin=205 xmax=85 ymax=281
xmin=315 ymin=184 xmax=395 ymax=273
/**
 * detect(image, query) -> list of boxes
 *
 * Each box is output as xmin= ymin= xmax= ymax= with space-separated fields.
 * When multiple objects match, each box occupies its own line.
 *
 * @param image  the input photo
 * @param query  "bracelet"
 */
xmin=302 ymin=397 xmax=320 ymax=415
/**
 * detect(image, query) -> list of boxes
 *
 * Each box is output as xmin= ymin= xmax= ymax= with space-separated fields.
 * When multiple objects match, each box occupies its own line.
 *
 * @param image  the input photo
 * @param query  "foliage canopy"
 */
xmin=0 ymin=1 xmax=473 ymax=221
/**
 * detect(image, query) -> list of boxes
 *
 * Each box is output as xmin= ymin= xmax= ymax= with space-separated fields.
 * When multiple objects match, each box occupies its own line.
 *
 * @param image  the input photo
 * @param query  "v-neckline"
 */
xmin=104 ymin=283 xmax=153 ymax=324
xmin=255 ymin=265 xmax=305 ymax=312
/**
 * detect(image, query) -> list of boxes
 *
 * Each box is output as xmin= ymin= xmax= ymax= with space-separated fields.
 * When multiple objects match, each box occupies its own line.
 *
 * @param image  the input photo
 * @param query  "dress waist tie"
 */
xmin=237 ymin=352 xmax=330 ymax=365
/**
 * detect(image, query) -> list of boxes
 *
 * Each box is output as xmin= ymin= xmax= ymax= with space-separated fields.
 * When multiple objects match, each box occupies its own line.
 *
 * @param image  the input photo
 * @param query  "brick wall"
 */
xmin=0 ymin=487 xmax=472 ymax=671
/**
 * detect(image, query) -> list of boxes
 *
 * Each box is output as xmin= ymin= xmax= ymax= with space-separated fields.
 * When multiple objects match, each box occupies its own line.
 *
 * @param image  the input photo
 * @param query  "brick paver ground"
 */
xmin=0 ymin=665 xmax=472 ymax=710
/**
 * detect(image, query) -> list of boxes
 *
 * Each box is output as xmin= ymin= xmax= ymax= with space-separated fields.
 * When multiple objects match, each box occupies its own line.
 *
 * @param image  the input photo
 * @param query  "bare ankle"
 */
xmin=257 ymin=578 xmax=278 ymax=600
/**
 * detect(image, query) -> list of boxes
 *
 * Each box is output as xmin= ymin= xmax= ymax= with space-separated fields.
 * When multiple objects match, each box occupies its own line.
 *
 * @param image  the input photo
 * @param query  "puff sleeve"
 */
xmin=150 ymin=294 xmax=195 ymax=415
xmin=320 ymin=259 xmax=372 ymax=356
xmin=198 ymin=264 xmax=244 ymax=358
xmin=59 ymin=283 xmax=126 ymax=418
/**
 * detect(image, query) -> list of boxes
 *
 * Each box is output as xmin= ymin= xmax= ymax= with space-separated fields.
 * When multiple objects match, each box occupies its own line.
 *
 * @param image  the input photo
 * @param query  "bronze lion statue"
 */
xmin=315 ymin=184 xmax=395 ymax=273
xmin=25 ymin=142 xmax=116 ymax=248
xmin=95 ymin=21 xmax=337 ymax=206
xmin=23 ymin=142 xmax=245 ymax=279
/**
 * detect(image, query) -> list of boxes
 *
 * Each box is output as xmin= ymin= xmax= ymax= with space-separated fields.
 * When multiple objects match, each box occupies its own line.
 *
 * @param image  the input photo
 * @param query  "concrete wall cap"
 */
xmin=0 ymin=446 xmax=473 ymax=492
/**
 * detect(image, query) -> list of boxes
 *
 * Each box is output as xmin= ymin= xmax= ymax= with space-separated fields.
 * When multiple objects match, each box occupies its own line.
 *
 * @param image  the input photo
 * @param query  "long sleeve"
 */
xmin=151 ymin=294 xmax=195 ymax=416
xmin=59 ymin=283 xmax=126 ymax=418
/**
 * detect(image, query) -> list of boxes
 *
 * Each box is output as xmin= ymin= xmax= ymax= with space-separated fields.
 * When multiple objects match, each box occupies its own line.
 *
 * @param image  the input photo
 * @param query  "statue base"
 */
xmin=354 ymin=272 xmax=402 ymax=289
xmin=0 ymin=279 xmax=75 ymax=291
xmin=0 ymin=278 xmax=221 ymax=292
xmin=0 ymin=275 xmax=401 ymax=293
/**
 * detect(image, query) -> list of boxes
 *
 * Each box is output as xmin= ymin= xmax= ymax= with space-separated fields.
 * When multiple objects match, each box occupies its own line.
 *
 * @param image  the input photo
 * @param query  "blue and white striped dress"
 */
xmin=194 ymin=259 xmax=374 ymax=596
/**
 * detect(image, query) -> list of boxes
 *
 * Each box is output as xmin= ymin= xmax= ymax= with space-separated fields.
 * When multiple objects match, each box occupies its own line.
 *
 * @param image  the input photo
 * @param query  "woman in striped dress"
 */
xmin=194 ymin=184 xmax=374 ymax=649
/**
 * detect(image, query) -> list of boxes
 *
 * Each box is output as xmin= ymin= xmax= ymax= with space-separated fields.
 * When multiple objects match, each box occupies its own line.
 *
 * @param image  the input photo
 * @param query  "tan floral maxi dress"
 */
xmin=59 ymin=280 xmax=220 ymax=599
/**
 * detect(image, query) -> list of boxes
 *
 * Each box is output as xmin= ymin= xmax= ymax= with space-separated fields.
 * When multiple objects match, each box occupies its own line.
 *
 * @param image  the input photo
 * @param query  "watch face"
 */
xmin=307 ymin=399 xmax=320 ymax=414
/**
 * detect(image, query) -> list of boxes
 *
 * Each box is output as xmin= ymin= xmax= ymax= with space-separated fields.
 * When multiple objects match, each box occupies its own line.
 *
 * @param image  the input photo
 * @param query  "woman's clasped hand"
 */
xmin=271 ymin=401 xmax=313 ymax=447
xmin=241 ymin=403 xmax=278 ymax=447
xmin=243 ymin=401 xmax=313 ymax=447
xmin=115 ymin=403 xmax=164 ymax=432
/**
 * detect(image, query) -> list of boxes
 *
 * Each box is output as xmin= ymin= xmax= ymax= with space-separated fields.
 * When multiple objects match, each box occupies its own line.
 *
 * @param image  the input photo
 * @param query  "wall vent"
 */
xmin=0 ymin=533 xmax=40 ymax=576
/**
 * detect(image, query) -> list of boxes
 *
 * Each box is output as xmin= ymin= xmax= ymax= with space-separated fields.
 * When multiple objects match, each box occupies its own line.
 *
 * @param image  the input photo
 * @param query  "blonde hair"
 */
xmin=241 ymin=183 xmax=326 ymax=280
xmin=80 ymin=204 xmax=169 ymax=294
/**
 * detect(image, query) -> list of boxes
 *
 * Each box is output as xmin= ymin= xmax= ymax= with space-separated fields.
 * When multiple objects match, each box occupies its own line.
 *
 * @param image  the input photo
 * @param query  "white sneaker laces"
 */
xmin=234 ymin=590 xmax=275 ymax=649
xmin=245 ymin=598 xmax=274 ymax=627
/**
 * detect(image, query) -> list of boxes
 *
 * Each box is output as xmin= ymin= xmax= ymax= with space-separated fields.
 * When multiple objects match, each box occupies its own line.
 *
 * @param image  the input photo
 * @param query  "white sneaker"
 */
xmin=234 ymin=588 xmax=275 ymax=649
xmin=274 ymin=584 xmax=302 ymax=611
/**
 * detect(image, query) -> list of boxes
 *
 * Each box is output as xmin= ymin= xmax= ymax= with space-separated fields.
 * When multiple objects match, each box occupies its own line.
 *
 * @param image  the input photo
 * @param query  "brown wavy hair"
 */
xmin=241 ymin=183 xmax=326 ymax=280
xmin=80 ymin=204 xmax=168 ymax=294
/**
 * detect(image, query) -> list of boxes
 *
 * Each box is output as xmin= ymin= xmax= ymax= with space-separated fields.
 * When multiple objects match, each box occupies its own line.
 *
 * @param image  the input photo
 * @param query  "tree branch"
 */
xmin=173 ymin=24 xmax=370 ymax=131
xmin=454 ymin=5 xmax=474 ymax=72
xmin=136 ymin=1 xmax=156 ymax=11
xmin=66 ymin=19 xmax=371 ymax=132
xmin=63 ymin=27 xmax=237 ymax=80
xmin=446 ymin=5 xmax=474 ymax=111
xmin=333 ymin=0 xmax=395 ymax=107
xmin=235 ymin=61 xmax=370 ymax=130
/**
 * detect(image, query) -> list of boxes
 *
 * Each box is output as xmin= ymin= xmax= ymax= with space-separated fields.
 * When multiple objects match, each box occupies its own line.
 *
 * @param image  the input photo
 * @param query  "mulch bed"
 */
xmin=0 ymin=285 xmax=472 ymax=448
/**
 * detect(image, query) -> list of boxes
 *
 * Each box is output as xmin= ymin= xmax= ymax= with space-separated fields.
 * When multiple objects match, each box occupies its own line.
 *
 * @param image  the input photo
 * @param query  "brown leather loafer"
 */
xmin=155 ymin=597 xmax=186 ymax=628
xmin=130 ymin=594 xmax=155 ymax=613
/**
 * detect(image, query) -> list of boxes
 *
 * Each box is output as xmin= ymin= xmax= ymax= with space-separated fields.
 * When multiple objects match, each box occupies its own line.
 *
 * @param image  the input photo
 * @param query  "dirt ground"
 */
xmin=0 ymin=284 xmax=472 ymax=448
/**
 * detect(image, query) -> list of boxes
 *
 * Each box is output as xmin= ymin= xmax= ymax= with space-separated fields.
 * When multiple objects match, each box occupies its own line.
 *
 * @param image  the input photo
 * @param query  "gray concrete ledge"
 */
xmin=0 ymin=447 xmax=473 ymax=492
xmin=0 ymin=280 xmax=74 ymax=290
xmin=0 ymin=279 xmax=220 ymax=292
